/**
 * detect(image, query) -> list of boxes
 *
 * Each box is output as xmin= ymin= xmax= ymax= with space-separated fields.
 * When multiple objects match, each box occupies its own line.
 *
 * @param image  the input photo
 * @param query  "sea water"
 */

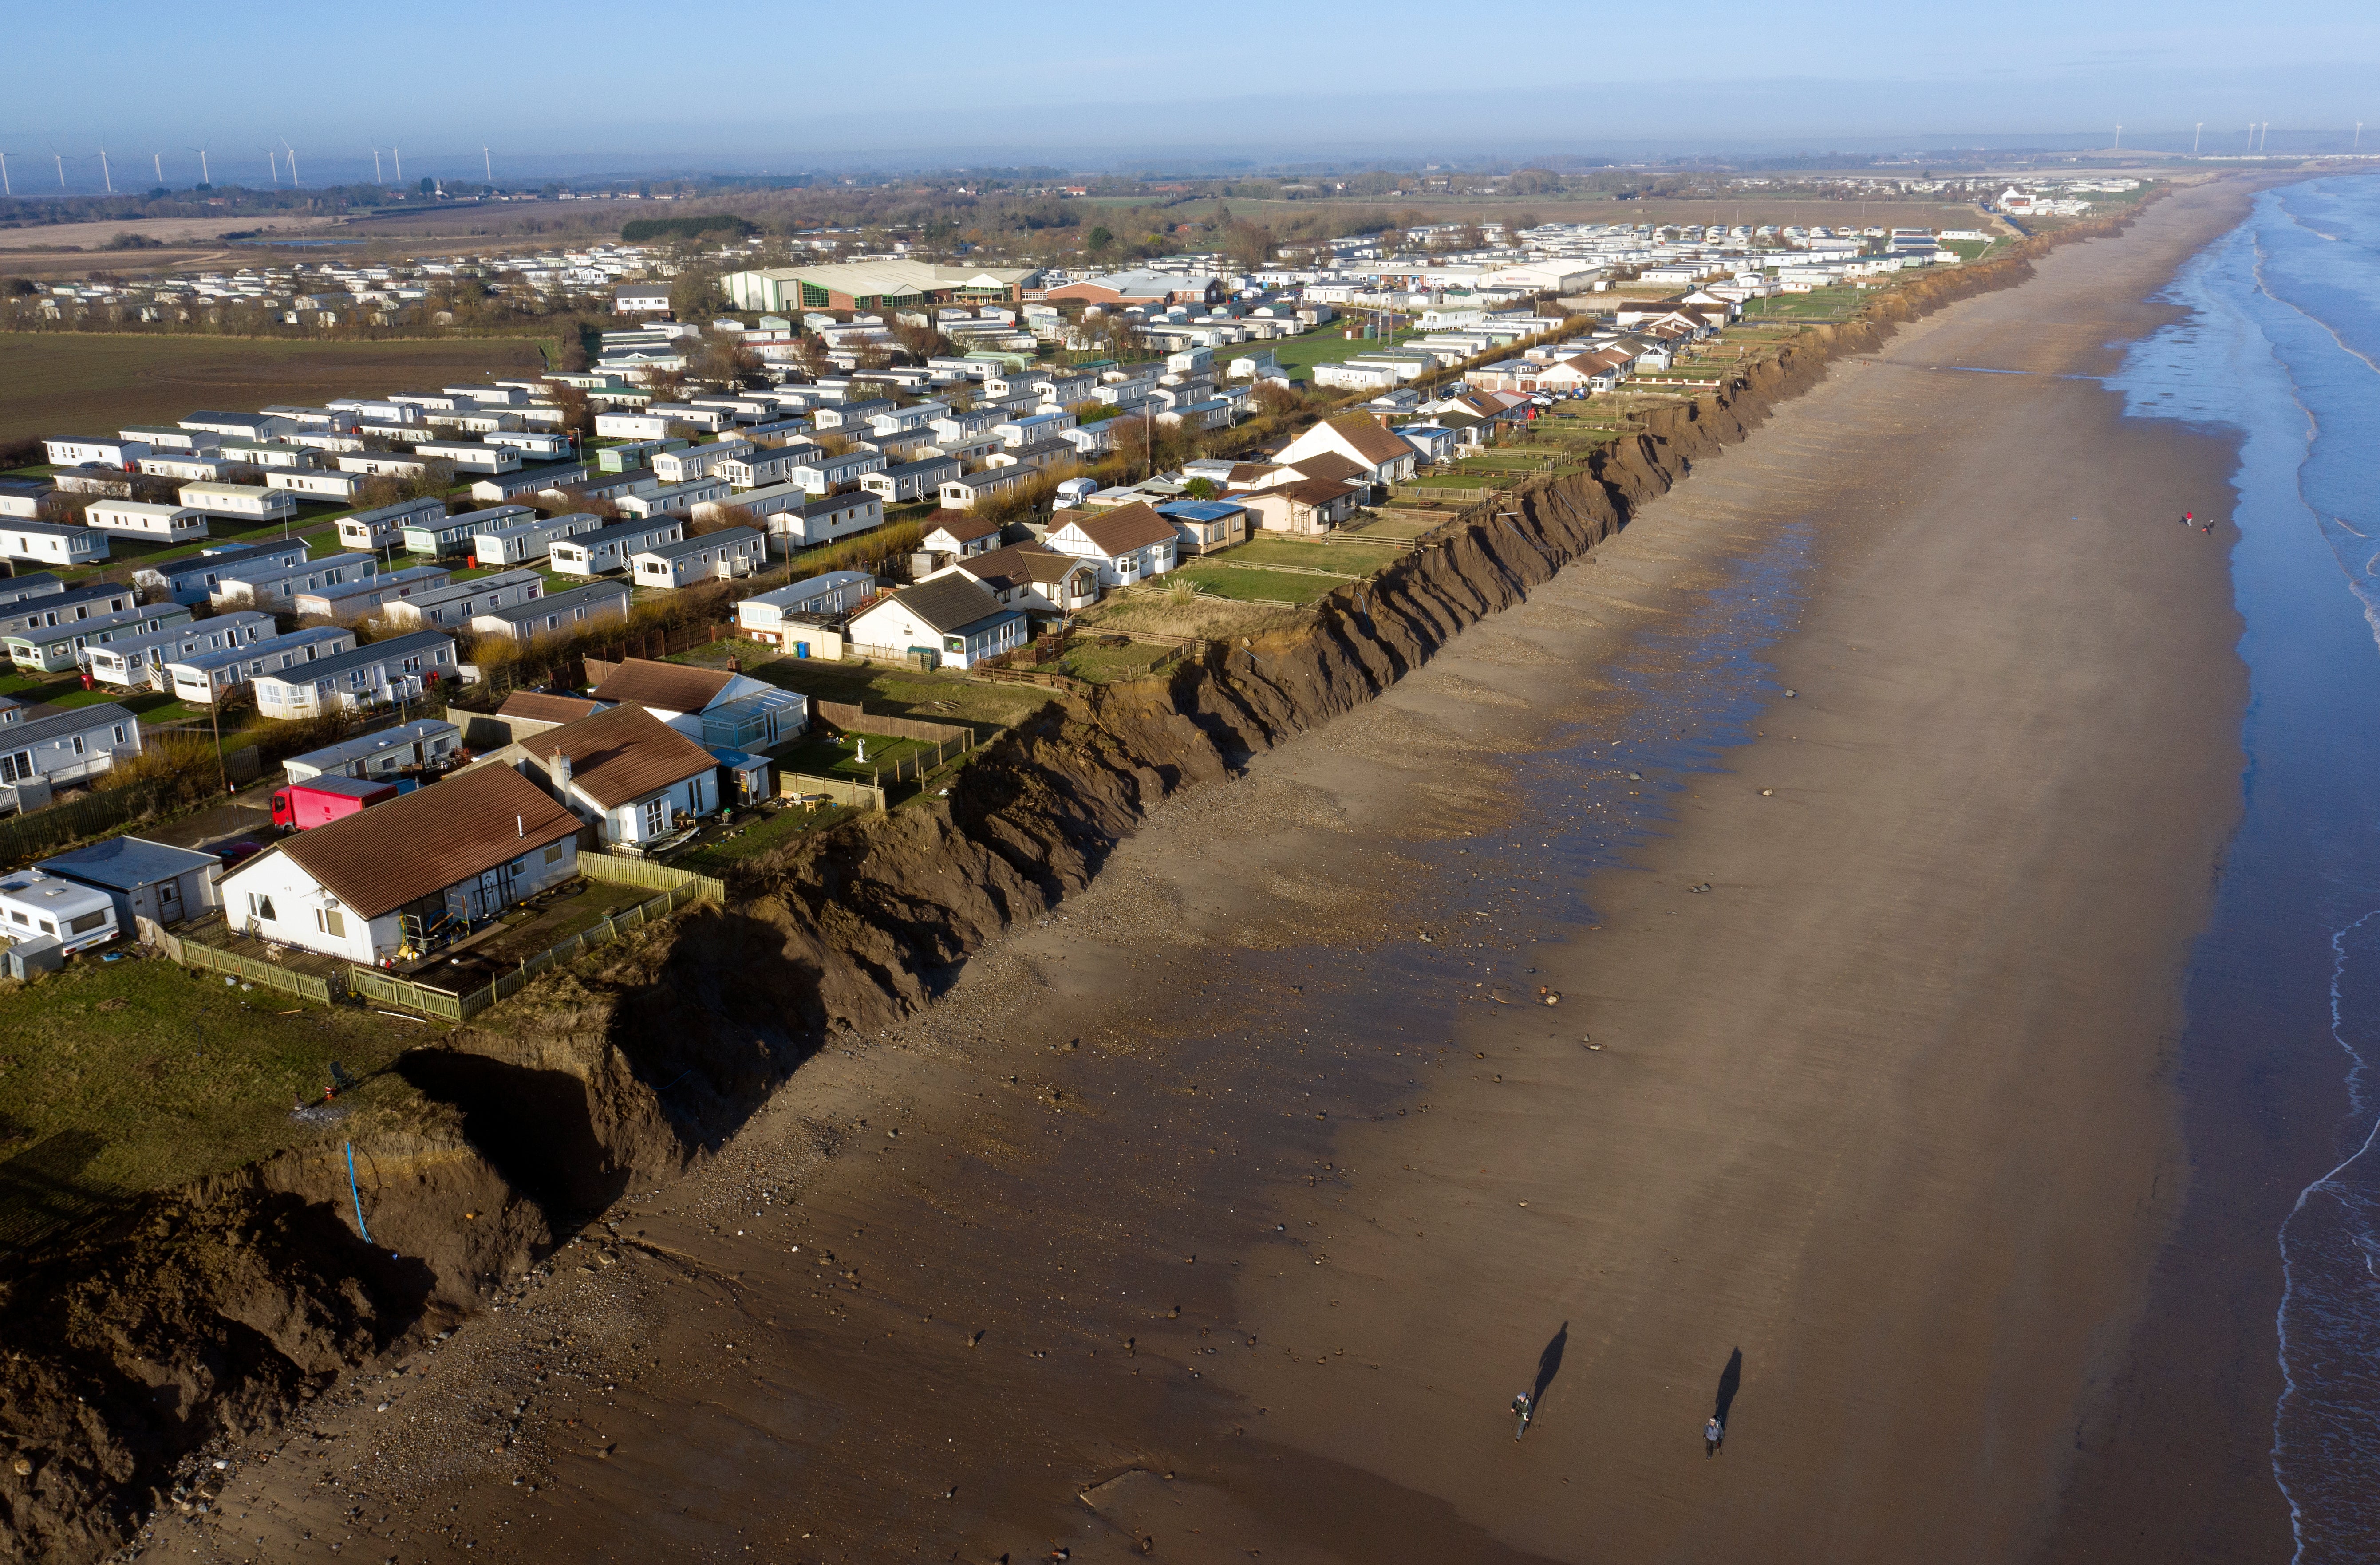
xmin=2115 ymin=174 xmax=2380 ymax=1559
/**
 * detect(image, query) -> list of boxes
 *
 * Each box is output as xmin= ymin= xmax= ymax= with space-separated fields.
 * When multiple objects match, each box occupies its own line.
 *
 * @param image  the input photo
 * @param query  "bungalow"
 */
xmin=932 ymin=542 xmax=1101 ymax=616
xmin=493 ymin=703 xmax=720 ymax=848
xmin=938 ymin=469 xmax=1029 ymax=512
xmin=589 ymin=657 xmax=807 ymax=749
xmin=413 ymin=440 xmax=521 ymax=475
xmin=1397 ymin=423 xmax=1461 ymax=463
xmin=919 ymin=509 xmax=1005 ymax=562
xmin=264 ymin=468 xmax=366 ymax=503
xmin=178 ymin=481 xmax=300 ymax=523
xmin=207 ymin=551 xmax=377 ymax=611
xmin=84 ymin=499 xmax=208 ymax=543
xmin=8 ymin=604 xmax=191 ymax=675
xmin=86 ymin=610 xmax=273 ymax=689
xmin=1231 ymin=478 xmax=1361 ymax=535
xmin=755 ymin=490 xmax=882 ymax=554
xmin=280 ymin=718 xmax=463 ymax=784
xmin=469 ymin=579 xmax=633 ymax=643
xmin=845 ymin=575 xmax=1026 ymax=670
xmin=291 ymin=564 xmax=453 ymax=624
xmin=135 ymin=540 xmax=310 ymax=605
xmin=786 ymin=449 xmax=887 ymax=494
xmin=218 ymin=761 xmax=582 ymax=962
xmin=549 ymin=518 xmax=683 ymax=576
xmin=382 ymin=568 xmax=545 ymax=629
xmin=0 ymin=519 xmax=108 ymax=568
xmin=402 ymin=505 xmax=537 ymax=559
xmin=1154 ymin=499 xmax=1249 ymax=556
xmin=36 ymin=836 xmax=221 ymax=930
xmin=335 ymin=496 xmax=447 ymax=552
xmin=629 ymin=528 xmax=764 ymax=589
xmin=615 ymin=281 xmax=674 ymax=315
xmin=44 ymin=436 xmax=149 ymax=470
xmin=617 ymin=477 xmax=731 ymax=519
xmin=1275 ymin=412 xmax=1420 ymax=489
xmin=0 ymin=704 xmax=142 ymax=801
xmin=472 ymin=512 xmax=609 ymax=568
xmin=736 ymin=570 xmax=879 ymax=653
xmin=859 ymin=456 xmax=961 ymax=505
xmin=167 ymin=626 xmax=357 ymax=706
xmin=251 ymin=630 xmax=459 ymax=720
xmin=1045 ymin=503 xmax=1179 ymax=589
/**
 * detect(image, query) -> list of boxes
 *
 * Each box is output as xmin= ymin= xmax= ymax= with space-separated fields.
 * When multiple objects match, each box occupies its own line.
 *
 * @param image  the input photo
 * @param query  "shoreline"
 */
xmin=130 ymin=182 xmax=2275 ymax=1561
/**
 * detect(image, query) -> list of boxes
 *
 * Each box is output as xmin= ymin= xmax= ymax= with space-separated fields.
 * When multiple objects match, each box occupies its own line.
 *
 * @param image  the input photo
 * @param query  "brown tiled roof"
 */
xmin=1225 ymin=462 xmax=1283 ymax=485
xmin=498 ymin=690 xmax=606 ymax=725
xmin=591 ymin=656 xmax=732 ymax=715
xmin=961 ymin=542 xmax=1092 ymax=591
xmin=1268 ymin=478 xmax=1359 ymax=507
xmin=921 ymin=508 xmax=1003 ymax=544
xmin=1285 ymin=450 xmax=1368 ymax=486
xmin=516 ymin=703 xmax=718 ymax=811
xmin=873 ymin=574 xmax=1010 ymax=633
xmin=275 ymin=763 xmax=580 ymax=920
xmin=1320 ymin=412 xmax=1414 ymax=468
xmin=1064 ymin=502 xmax=1177 ymax=556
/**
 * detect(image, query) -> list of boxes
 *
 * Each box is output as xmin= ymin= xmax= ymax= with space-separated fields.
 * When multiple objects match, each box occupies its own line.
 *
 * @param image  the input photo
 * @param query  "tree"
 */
xmin=1085 ymin=225 xmax=1115 ymax=256
xmin=670 ymin=268 xmax=728 ymax=322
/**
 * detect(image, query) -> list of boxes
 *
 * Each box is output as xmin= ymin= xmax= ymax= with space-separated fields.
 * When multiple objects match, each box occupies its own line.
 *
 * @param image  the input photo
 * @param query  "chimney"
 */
xmin=548 ymin=750 xmax=574 ymax=794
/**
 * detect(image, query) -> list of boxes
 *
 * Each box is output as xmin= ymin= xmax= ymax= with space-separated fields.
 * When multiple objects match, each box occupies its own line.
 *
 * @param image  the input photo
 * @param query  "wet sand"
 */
xmin=167 ymin=182 xmax=2263 ymax=1564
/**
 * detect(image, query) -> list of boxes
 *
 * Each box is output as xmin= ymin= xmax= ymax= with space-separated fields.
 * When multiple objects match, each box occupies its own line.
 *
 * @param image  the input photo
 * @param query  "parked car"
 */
xmin=212 ymin=838 xmax=268 ymax=869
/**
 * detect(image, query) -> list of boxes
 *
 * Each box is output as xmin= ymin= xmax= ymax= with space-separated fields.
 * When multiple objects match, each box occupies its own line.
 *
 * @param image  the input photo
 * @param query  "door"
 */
xmin=158 ymin=879 xmax=181 ymax=920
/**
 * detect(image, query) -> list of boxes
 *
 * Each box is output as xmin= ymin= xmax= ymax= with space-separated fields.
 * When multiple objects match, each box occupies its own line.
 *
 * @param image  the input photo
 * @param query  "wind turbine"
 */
xmin=50 ymin=144 xmax=64 ymax=189
xmin=0 ymin=152 xmax=12 ymax=197
xmin=189 ymin=146 xmax=209 ymax=185
xmin=262 ymin=145 xmax=279 ymax=187
xmin=392 ymin=146 xmax=402 ymax=183
xmin=483 ymin=146 xmax=493 ymax=183
xmin=98 ymin=146 xmax=112 ymax=194
xmin=370 ymin=147 xmax=383 ymax=184
xmin=2112 ymin=125 xmax=2121 ymax=152
xmin=2193 ymin=123 xmax=2202 ymax=155
xmin=281 ymin=138 xmax=299 ymax=186
xmin=153 ymin=150 xmax=163 ymax=184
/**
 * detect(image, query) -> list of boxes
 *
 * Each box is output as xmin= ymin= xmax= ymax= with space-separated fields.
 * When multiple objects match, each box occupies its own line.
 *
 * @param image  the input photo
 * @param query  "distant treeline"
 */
xmin=620 ymin=214 xmax=758 ymax=243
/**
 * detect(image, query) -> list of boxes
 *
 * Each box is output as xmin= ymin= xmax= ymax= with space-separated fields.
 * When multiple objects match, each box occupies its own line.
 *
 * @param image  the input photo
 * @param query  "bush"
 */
xmin=620 ymin=214 xmax=758 ymax=243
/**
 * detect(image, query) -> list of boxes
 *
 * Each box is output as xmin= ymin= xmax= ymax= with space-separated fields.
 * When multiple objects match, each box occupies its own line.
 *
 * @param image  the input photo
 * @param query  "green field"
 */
xmin=1176 ymin=563 xmax=1344 ymax=605
xmin=0 ymin=333 xmax=548 ymax=445
xmin=0 ymin=955 xmax=442 ymax=1228
xmin=1218 ymin=535 xmax=1401 ymax=575
xmin=734 ymin=646 xmax=1050 ymax=734
xmin=1243 ymin=323 xmax=1433 ymax=378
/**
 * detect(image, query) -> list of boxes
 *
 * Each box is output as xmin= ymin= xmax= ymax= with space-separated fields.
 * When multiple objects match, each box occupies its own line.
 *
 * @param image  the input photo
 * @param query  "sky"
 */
xmin=4 ymin=0 xmax=2374 ymax=189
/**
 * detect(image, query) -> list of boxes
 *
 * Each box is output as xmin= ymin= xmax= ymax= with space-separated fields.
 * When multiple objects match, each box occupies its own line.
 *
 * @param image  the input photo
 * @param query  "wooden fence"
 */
xmin=810 ymin=700 xmax=973 ymax=745
xmin=157 ymin=928 xmax=336 ymax=1004
xmin=579 ymin=850 xmax=726 ymax=902
xmin=779 ymin=772 xmax=888 ymax=811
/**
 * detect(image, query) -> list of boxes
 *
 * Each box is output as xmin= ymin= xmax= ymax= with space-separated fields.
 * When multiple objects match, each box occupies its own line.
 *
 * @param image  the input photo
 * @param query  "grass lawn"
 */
xmin=1077 ymin=591 xmax=1302 ymax=643
xmin=675 ymin=801 xmax=858 ymax=874
xmin=1739 ymin=288 xmax=1868 ymax=320
xmin=771 ymin=729 xmax=935 ymax=781
xmin=1058 ymin=639 xmax=1176 ymax=684
xmin=742 ymin=653 xmax=1050 ymax=734
xmin=0 ymin=334 xmax=549 ymax=446
xmin=1218 ymin=536 xmax=1402 ymax=575
xmin=1249 ymin=325 xmax=1433 ymax=379
xmin=1175 ymin=564 xmax=1343 ymax=606
xmin=0 ymin=954 xmax=445 ymax=1227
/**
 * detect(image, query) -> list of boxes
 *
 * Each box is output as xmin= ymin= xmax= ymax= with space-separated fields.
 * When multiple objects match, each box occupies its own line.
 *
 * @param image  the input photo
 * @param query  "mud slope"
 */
xmin=0 ymin=202 xmax=2154 ymax=1563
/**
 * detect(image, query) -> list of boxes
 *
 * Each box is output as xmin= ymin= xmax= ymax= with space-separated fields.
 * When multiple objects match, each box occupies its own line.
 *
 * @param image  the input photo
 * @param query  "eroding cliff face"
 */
xmin=0 ymin=221 xmax=2124 ymax=1563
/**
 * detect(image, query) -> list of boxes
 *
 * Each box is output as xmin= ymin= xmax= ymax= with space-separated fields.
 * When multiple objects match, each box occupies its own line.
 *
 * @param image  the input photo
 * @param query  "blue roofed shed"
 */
xmin=36 ymin=835 xmax=222 ymax=928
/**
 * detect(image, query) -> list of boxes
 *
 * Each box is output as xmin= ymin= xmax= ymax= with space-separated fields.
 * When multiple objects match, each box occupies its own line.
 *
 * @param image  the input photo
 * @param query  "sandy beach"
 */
xmin=165 ymin=181 xmax=2267 ymax=1564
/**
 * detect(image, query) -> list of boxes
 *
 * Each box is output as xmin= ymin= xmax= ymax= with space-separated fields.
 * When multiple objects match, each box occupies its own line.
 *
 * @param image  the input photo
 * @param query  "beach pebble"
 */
xmin=1761 ymin=788 xmax=1774 ymax=796
xmin=1784 ymin=689 xmax=1798 ymax=698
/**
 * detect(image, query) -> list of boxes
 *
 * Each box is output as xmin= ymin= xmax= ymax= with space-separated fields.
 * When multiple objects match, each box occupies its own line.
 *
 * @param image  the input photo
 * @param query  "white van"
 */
xmin=0 ymin=869 xmax=119 ymax=954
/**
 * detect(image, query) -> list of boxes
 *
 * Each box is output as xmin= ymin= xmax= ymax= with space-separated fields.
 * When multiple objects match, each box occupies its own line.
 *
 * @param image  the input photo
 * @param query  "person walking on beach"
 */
xmin=2180 ymin=511 xmax=2194 ymax=526
xmin=1705 ymin=1415 xmax=1725 ymax=1457
xmin=1511 ymin=1390 xmax=1535 ymax=1440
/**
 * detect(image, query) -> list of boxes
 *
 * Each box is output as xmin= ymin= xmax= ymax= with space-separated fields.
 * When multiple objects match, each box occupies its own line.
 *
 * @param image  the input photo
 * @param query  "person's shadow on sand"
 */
xmin=1531 ymin=1323 xmax=1568 ymax=1417
xmin=1713 ymin=1347 xmax=1743 ymax=1425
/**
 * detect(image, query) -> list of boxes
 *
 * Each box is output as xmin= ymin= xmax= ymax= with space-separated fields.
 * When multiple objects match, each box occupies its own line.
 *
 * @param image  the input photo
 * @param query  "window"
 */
xmin=643 ymin=798 xmax=667 ymax=836
xmin=7 ymin=909 xmax=25 ymax=926
xmin=247 ymin=892 xmax=277 ymax=922
xmin=0 ymin=750 xmax=30 ymax=784
xmin=67 ymin=911 xmax=107 ymax=936
xmin=544 ymin=843 xmax=565 ymax=866
xmin=112 ymin=724 xmax=126 ymax=744
xmin=315 ymin=907 xmax=345 ymax=938
xmin=70 ymin=736 xmax=85 ymax=756
xmin=39 ymin=919 xmax=55 ymax=935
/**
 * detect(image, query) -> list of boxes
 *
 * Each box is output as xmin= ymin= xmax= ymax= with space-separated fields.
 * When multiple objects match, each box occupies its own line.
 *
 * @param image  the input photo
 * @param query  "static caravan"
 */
xmin=85 ymin=610 xmax=274 ymax=689
xmin=7 ymin=604 xmax=191 ymax=674
xmin=414 ymin=440 xmax=520 ymax=474
xmin=134 ymin=540 xmax=311 ymax=606
xmin=264 ymin=468 xmax=365 ymax=503
xmin=548 ymin=518 xmax=683 ymax=577
xmin=630 ymin=528 xmax=764 ymax=589
xmin=0 ymin=704 xmax=143 ymax=797
xmin=281 ymin=717 xmax=463 ymax=783
xmin=0 ymin=870 xmax=119 ymax=955
xmin=251 ymin=630 xmax=458 ymax=720
xmin=0 ymin=478 xmax=50 ymax=518
xmin=167 ymin=626 xmax=357 ymax=705
xmin=483 ymin=429 xmax=573 ymax=458
xmin=736 ymin=569 xmax=878 ymax=649
xmin=859 ymin=456 xmax=960 ymax=505
xmin=0 ymin=581 xmax=136 ymax=639
xmin=178 ymin=482 xmax=300 ymax=523
xmin=83 ymin=499 xmax=208 ymax=543
xmin=379 ymin=569 xmax=544 ymax=629
xmin=0 ymin=520 xmax=108 ymax=568
xmin=335 ymin=452 xmax=433 ymax=480
xmin=401 ymin=505 xmax=535 ymax=559
xmin=139 ymin=454 xmax=234 ymax=483
xmin=617 ymin=477 xmax=730 ymax=520
xmin=468 ymin=580 xmax=633 ymax=643
xmin=43 ymin=436 xmax=148 ymax=469
xmin=119 ymin=424 xmax=217 ymax=454
xmin=471 ymin=512 xmax=607 ymax=568
xmin=207 ymin=551 xmax=377 ymax=611
xmin=216 ymin=439 xmax=316 ymax=469
xmin=290 ymin=564 xmax=453 ymax=623
xmin=334 ymin=496 xmax=446 ymax=552
xmin=179 ymin=411 xmax=296 ymax=442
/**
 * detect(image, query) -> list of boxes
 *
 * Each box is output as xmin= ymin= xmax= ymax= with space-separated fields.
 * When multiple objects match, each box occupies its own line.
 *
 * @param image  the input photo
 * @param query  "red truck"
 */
xmin=270 ymin=775 xmax=409 ymax=831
